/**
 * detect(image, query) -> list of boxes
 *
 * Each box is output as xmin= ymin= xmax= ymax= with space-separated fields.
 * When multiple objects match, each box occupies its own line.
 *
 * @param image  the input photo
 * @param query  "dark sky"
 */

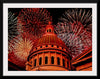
xmin=8 ymin=8 xmax=92 ymax=25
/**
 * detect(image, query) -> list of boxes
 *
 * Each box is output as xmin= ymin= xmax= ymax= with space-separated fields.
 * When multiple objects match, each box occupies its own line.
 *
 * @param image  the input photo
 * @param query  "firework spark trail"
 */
xmin=17 ymin=8 xmax=52 ymax=38
xmin=8 ymin=11 xmax=19 ymax=53
xmin=55 ymin=9 xmax=92 ymax=58
xmin=8 ymin=12 xmax=18 ymax=40
xmin=57 ymin=30 xmax=84 ymax=57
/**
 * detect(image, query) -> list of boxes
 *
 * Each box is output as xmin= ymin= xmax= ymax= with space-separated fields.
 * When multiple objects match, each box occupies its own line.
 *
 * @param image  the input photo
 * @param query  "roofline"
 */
xmin=72 ymin=55 xmax=92 ymax=65
xmin=71 ymin=46 xmax=92 ymax=61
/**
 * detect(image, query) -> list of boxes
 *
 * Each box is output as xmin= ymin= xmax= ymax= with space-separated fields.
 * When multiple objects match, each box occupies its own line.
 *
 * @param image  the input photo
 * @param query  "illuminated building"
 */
xmin=8 ymin=22 xmax=92 ymax=71
xmin=25 ymin=22 xmax=72 ymax=71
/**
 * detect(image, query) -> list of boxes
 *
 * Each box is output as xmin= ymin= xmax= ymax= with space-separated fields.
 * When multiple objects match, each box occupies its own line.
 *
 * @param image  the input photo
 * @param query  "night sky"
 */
xmin=8 ymin=8 xmax=92 ymax=25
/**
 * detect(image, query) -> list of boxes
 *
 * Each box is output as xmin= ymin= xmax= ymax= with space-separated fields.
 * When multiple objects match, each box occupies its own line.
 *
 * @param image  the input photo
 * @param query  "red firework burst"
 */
xmin=17 ymin=8 xmax=52 ymax=38
xmin=8 ymin=51 xmax=26 ymax=68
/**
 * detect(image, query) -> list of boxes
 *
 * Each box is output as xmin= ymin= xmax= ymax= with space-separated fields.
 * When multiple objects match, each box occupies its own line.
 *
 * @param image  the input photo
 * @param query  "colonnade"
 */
xmin=27 ymin=51 xmax=71 ymax=70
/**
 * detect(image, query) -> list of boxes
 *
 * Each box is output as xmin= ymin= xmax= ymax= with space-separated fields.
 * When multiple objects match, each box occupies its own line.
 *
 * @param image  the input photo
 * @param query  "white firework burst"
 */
xmin=13 ymin=35 xmax=34 ymax=61
xmin=55 ymin=22 xmax=92 ymax=58
xmin=8 ymin=11 xmax=19 ymax=53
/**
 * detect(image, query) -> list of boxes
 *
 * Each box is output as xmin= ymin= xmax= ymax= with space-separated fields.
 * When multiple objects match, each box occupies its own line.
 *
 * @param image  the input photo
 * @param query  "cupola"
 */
xmin=43 ymin=21 xmax=55 ymax=36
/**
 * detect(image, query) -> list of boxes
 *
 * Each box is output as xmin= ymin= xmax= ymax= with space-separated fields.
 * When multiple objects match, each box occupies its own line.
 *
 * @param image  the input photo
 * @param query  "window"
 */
xmin=63 ymin=59 xmax=65 ymax=67
xmin=46 ymin=45 xmax=48 ymax=47
xmin=47 ymin=29 xmax=51 ymax=32
xmin=49 ymin=29 xmax=51 ymax=32
xmin=51 ymin=56 xmax=54 ymax=64
xmin=51 ymin=45 xmax=53 ymax=47
xmin=57 ymin=57 xmax=60 ymax=65
xmin=34 ymin=59 xmax=37 ymax=66
xmin=40 ymin=46 xmax=42 ymax=48
xmin=57 ymin=46 xmax=59 ymax=48
xmin=45 ymin=56 xmax=48 ymax=64
xmin=39 ymin=57 xmax=42 ymax=65
xmin=67 ymin=61 xmax=69 ymax=68
xmin=47 ymin=30 xmax=48 ymax=32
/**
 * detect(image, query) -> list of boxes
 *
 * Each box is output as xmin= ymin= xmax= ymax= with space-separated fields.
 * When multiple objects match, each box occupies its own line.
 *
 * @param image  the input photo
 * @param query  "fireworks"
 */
xmin=12 ymin=35 xmax=34 ymax=62
xmin=59 ymin=9 xmax=92 ymax=32
xmin=17 ymin=8 xmax=52 ymax=38
xmin=8 ymin=8 xmax=92 ymax=68
xmin=8 ymin=11 xmax=19 ymax=41
xmin=8 ymin=11 xmax=19 ymax=52
xmin=8 ymin=29 xmax=35 ymax=67
xmin=8 ymin=52 xmax=26 ymax=68
xmin=55 ymin=9 xmax=92 ymax=57
xmin=8 ymin=8 xmax=50 ymax=66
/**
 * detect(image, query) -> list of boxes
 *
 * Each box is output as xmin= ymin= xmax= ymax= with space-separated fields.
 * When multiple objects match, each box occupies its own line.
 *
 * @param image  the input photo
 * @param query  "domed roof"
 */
xmin=33 ymin=34 xmax=67 ymax=48
xmin=33 ymin=22 xmax=67 ymax=49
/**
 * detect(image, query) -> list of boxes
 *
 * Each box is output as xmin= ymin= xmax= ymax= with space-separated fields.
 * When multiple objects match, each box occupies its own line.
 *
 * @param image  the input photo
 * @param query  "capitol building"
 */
xmin=25 ymin=22 xmax=92 ymax=71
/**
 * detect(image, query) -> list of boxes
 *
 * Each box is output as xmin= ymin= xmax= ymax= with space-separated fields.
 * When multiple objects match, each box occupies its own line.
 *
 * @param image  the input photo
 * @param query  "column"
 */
xmin=65 ymin=57 xmax=67 ymax=68
xmin=42 ymin=52 xmax=45 ymax=65
xmin=55 ymin=52 xmax=57 ymax=65
xmin=37 ymin=54 xmax=39 ymax=66
xmin=60 ymin=53 xmax=63 ymax=66
xmin=26 ymin=65 xmax=30 ymax=71
xmin=26 ymin=62 xmax=31 ymax=71
xmin=48 ymin=51 xmax=51 ymax=65
xmin=25 ymin=62 xmax=29 ymax=70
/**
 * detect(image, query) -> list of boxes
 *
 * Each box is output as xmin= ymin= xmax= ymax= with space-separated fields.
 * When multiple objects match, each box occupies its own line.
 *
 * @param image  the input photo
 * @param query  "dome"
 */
xmin=33 ymin=34 xmax=67 ymax=48
xmin=32 ymin=22 xmax=68 ymax=49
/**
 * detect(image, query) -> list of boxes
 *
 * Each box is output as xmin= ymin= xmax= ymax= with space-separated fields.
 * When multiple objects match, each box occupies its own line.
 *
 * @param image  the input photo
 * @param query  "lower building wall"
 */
xmin=80 ymin=66 xmax=92 ymax=71
xmin=76 ymin=62 xmax=92 ymax=71
xmin=30 ymin=65 xmax=69 ymax=71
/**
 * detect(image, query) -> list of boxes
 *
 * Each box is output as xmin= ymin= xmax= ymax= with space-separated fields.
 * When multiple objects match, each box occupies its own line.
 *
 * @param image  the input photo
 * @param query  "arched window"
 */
xmin=67 ymin=61 xmax=69 ymax=68
xmin=39 ymin=57 xmax=42 ymax=65
xmin=63 ymin=59 xmax=65 ymax=67
xmin=57 ymin=57 xmax=60 ymax=65
xmin=45 ymin=56 xmax=48 ymax=64
xmin=49 ymin=29 xmax=51 ymax=32
xmin=34 ymin=59 xmax=37 ymax=66
xmin=51 ymin=56 xmax=54 ymax=64
xmin=46 ymin=45 xmax=48 ymax=47
xmin=51 ymin=45 xmax=53 ymax=47
xmin=40 ymin=46 xmax=42 ymax=48
xmin=47 ymin=30 xmax=49 ymax=32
